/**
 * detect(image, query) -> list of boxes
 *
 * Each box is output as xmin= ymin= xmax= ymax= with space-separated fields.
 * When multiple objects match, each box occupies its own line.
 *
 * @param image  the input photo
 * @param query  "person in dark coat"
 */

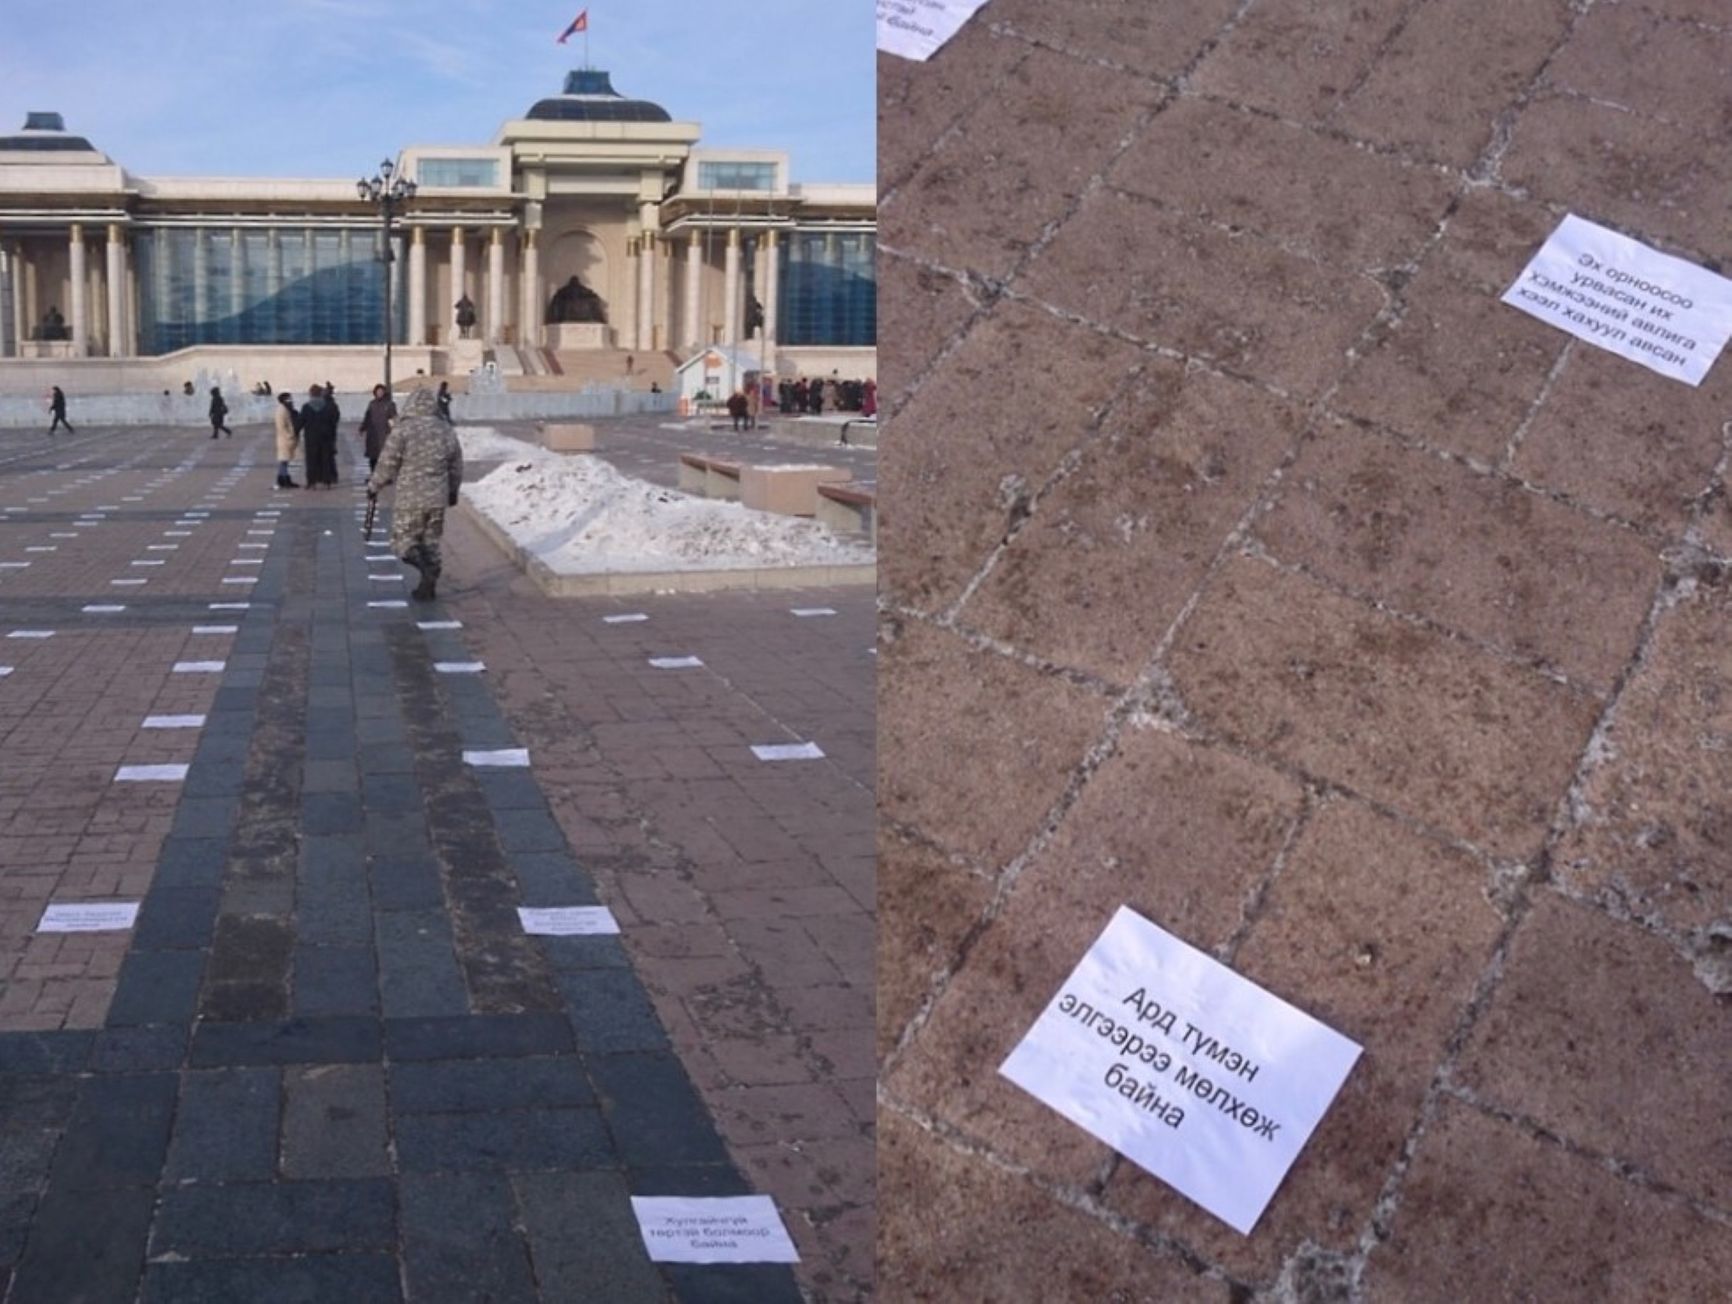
xmin=209 ymin=387 xmax=233 ymax=439
xmin=726 ymin=391 xmax=748 ymax=432
xmin=435 ymin=381 xmax=453 ymax=424
xmin=807 ymin=377 xmax=823 ymax=416
xmin=46 ymin=386 xmax=73 ymax=435
xmin=299 ymin=385 xmax=340 ymax=489
xmin=359 ymin=384 xmax=397 ymax=474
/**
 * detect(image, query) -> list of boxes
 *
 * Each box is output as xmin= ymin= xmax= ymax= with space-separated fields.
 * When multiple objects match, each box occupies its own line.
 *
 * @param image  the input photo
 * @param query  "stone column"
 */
xmin=520 ymin=229 xmax=540 ymax=349
xmin=105 ymin=225 xmax=126 ymax=357
xmin=637 ymin=232 xmax=656 ymax=352
xmin=0 ymin=246 xmax=13 ymax=357
xmin=68 ymin=224 xmax=88 ymax=356
xmin=192 ymin=229 xmax=211 ymax=333
xmin=722 ymin=227 xmax=740 ymax=345
xmin=487 ymin=228 xmax=505 ymax=344
xmin=7 ymin=242 xmax=23 ymax=356
xmin=683 ymin=230 xmax=702 ymax=352
xmin=230 ymin=228 xmax=246 ymax=339
xmin=763 ymin=229 xmax=781 ymax=351
xmin=620 ymin=238 xmax=639 ymax=353
xmin=265 ymin=229 xmax=283 ymax=339
xmin=449 ymin=227 xmax=466 ymax=341
xmin=408 ymin=227 xmax=426 ymax=346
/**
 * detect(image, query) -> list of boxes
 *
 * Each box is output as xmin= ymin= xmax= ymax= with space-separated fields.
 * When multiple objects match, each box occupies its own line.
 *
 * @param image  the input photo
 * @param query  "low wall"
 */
xmin=0 ymin=387 xmax=677 ymax=428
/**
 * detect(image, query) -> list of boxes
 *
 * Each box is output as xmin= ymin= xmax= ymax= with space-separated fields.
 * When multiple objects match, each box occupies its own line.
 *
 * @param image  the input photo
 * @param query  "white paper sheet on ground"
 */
xmin=369 ymin=600 xmax=409 ymax=609
xmin=143 ymin=715 xmax=205 ymax=729
xmin=173 ymin=661 xmax=225 ymax=673
xmin=517 ymin=905 xmax=620 ymax=936
xmin=463 ymin=748 xmax=530 ymax=767
xmin=7 ymin=630 xmax=53 ymax=639
xmin=630 ymin=1196 xmax=800 ymax=1264
xmin=0 ymin=667 xmax=13 ymax=677
xmin=1503 ymin=214 xmax=1732 ymax=386
xmin=790 ymin=607 xmax=838 ymax=617
xmin=877 ymin=0 xmax=991 ymax=60
xmin=751 ymin=741 xmax=825 ymax=761
xmin=82 ymin=605 xmax=125 ymax=614
xmin=602 ymin=613 xmax=649 ymax=623
xmin=648 ymin=656 xmax=704 ymax=669
xmin=115 ymin=764 xmax=189 ymax=782
xmin=38 ymin=901 xmax=139 ymax=933
xmin=1000 ymin=906 xmax=1362 ymax=1236
xmin=222 ymin=577 xmax=258 ymax=585
xmin=111 ymin=579 xmax=147 ymax=586
xmin=435 ymin=662 xmax=485 ymax=673
xmin=209 ymin=603 xmax=250 ymax=610
xmin=417 ymin=621 xmax=462 ymax=630
xmin=192 ymin=626 xmax=238 ymax=635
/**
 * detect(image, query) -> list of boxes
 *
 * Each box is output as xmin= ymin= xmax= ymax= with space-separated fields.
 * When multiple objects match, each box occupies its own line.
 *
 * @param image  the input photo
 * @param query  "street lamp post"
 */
xmin=357 ymin=159 xmax=417 ymax=392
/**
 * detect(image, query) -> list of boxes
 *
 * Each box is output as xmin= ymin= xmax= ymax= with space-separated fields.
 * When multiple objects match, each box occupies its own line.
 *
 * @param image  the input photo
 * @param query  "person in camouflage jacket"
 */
xmin=365 ymin=387 xmax=464 ymax=600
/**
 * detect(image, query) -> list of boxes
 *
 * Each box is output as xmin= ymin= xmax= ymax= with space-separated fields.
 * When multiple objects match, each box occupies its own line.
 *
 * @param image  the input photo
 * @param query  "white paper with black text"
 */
xmin=1502 ymin=214 xmax=1732 ymax=386
xmin=630 ymin=1195 xmax=800 ymax=1264
xmin=1000 ymin=905 xmax=1362 ymax=1236
xmin=876 ymin=0 xmax=991 ymax=61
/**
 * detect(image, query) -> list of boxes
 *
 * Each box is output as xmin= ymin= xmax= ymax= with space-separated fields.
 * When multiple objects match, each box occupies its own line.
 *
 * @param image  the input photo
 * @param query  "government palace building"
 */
xmin=0 ymin=69 xmax=876 ymax=393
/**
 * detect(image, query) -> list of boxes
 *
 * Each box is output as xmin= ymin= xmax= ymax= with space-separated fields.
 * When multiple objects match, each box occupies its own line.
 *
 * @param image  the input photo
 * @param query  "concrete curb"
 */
xmin=459 ymin=501 xmax=876 ymax=596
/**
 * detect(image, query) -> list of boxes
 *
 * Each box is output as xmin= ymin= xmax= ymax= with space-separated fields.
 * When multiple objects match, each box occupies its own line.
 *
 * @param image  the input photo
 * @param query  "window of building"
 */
xmin=417 ymin=157 xmax=500 ymax=188
xmin=775 ymin=230 xmax=875 ymax=348
xmin=134 ymin=226 xmax=404 ymax=354
xmin=697 ymin=161 xmax=776 ymax=191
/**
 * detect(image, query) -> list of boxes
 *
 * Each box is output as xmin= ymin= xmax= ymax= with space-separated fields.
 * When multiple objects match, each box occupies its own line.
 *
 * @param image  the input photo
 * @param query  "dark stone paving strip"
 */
xmin=0 ymin=482 xmax=804 ymax=1302
xmin=198 ymin=516 xmax=312 ymax=1022
xmin=385 ymin=624 xmax=565 ymax=1016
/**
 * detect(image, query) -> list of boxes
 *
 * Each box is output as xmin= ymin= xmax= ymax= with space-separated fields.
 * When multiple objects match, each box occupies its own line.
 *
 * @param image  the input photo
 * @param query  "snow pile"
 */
xmin=466 ymin=452 xmax=874 ymax=574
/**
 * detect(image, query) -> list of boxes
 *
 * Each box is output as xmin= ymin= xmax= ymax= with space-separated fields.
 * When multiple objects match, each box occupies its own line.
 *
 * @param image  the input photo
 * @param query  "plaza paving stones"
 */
xmin=883 ymin=4 xmax=1732 ymax=1299
xmin=0 ymin=427 xmax=817 ymax=1301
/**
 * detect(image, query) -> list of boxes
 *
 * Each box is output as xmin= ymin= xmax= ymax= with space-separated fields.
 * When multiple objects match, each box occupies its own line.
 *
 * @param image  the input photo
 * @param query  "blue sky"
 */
xmin=0 ymin=0 xmax=873 ymax=183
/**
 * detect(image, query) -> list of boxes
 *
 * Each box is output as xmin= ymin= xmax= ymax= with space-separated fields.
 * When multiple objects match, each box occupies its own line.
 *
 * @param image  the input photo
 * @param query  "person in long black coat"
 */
xmin=359 ymin=384 xmax=397 ymax=475
xmin=299 ymin=385 xmax=340 ymax=488
xmin=209 ymin=387 xmax=233 ymax=439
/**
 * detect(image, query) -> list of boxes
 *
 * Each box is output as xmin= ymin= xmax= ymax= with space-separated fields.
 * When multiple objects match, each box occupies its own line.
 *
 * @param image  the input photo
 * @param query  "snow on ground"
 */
xmin=458 ymin=426 xmax=547 ymax=463
xmin=463 ymin=437 xmax=874 ymax=575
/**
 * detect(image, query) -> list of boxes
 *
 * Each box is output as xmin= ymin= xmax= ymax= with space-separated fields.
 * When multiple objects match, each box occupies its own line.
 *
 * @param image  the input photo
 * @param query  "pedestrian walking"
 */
xmin=726 ymin=390 xmax=749 ymax=432
xmin=862 ymin=378 xmax=877 ymax=419
xmin=808 ymin=378 xmax=824 ymax=416
xmin=273 ymin=392 xmax=301 ymax=489
xmin=209 ymin=387 xmax=233 ymax=439
xmin=46 ymin=386 xmax=73 ymax=434
xmin=299 ymin=384 xmax=340 ymax=489
xmin=359 ymin=383 xmax=397 ymax=475
xmin=435 ymin=381 xmax=453 ymax=424
xmin=365 ymin=387 xmax=464 ymax=601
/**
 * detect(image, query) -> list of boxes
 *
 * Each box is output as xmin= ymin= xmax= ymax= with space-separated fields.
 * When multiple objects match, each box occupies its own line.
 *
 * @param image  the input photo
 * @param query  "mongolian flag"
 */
xmin=557 ymin=9 xmax=588 ymax=42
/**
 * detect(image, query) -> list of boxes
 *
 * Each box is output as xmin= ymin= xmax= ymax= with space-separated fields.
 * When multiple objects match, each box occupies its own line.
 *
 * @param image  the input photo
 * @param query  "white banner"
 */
xmin=1000 ymin=906 xmax=1362 ymax=1235
xmin=1502 ymin=214 xmax=1732 ymax=386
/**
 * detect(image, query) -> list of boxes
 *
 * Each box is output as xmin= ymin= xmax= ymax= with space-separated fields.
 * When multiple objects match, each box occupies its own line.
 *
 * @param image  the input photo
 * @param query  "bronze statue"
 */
xmin=33 ymin=306 xmax=69 ymax=342
xmin=546 ymin=275 xmax=606 ymax=325
xmin=454 ymin=295 xmax=477 ymax=340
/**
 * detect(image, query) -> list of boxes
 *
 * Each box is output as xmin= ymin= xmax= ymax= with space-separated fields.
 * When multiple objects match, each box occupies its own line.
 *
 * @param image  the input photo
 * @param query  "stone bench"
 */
xmin=816 ymin=483 xmax=877 ymax=541
xmin=542 ymin=421 xmax=595 ymax=452
xmin=740 ymin=464 xmax=852 ymax=517
xmin=679 ymin=454 xmax=745 ymax=499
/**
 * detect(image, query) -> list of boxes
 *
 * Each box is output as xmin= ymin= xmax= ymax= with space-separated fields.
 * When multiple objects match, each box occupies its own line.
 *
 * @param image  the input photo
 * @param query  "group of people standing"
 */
xmin=272 ymin=380 xmax=453 ymax=490
xmin=774 ymin=376 xmax=876 ymax=417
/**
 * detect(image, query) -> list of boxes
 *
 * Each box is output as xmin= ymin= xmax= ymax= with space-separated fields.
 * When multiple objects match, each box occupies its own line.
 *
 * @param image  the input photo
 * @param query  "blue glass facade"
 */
xmin=774 ymin=230 xmax=875 ymax=348
xmin=135 ymin=226 xmax=405 ymax=355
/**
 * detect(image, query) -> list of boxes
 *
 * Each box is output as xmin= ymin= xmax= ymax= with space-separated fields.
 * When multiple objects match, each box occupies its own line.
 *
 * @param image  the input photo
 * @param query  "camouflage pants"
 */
xmin=391 ymin=508 xmax=446 ymax=577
